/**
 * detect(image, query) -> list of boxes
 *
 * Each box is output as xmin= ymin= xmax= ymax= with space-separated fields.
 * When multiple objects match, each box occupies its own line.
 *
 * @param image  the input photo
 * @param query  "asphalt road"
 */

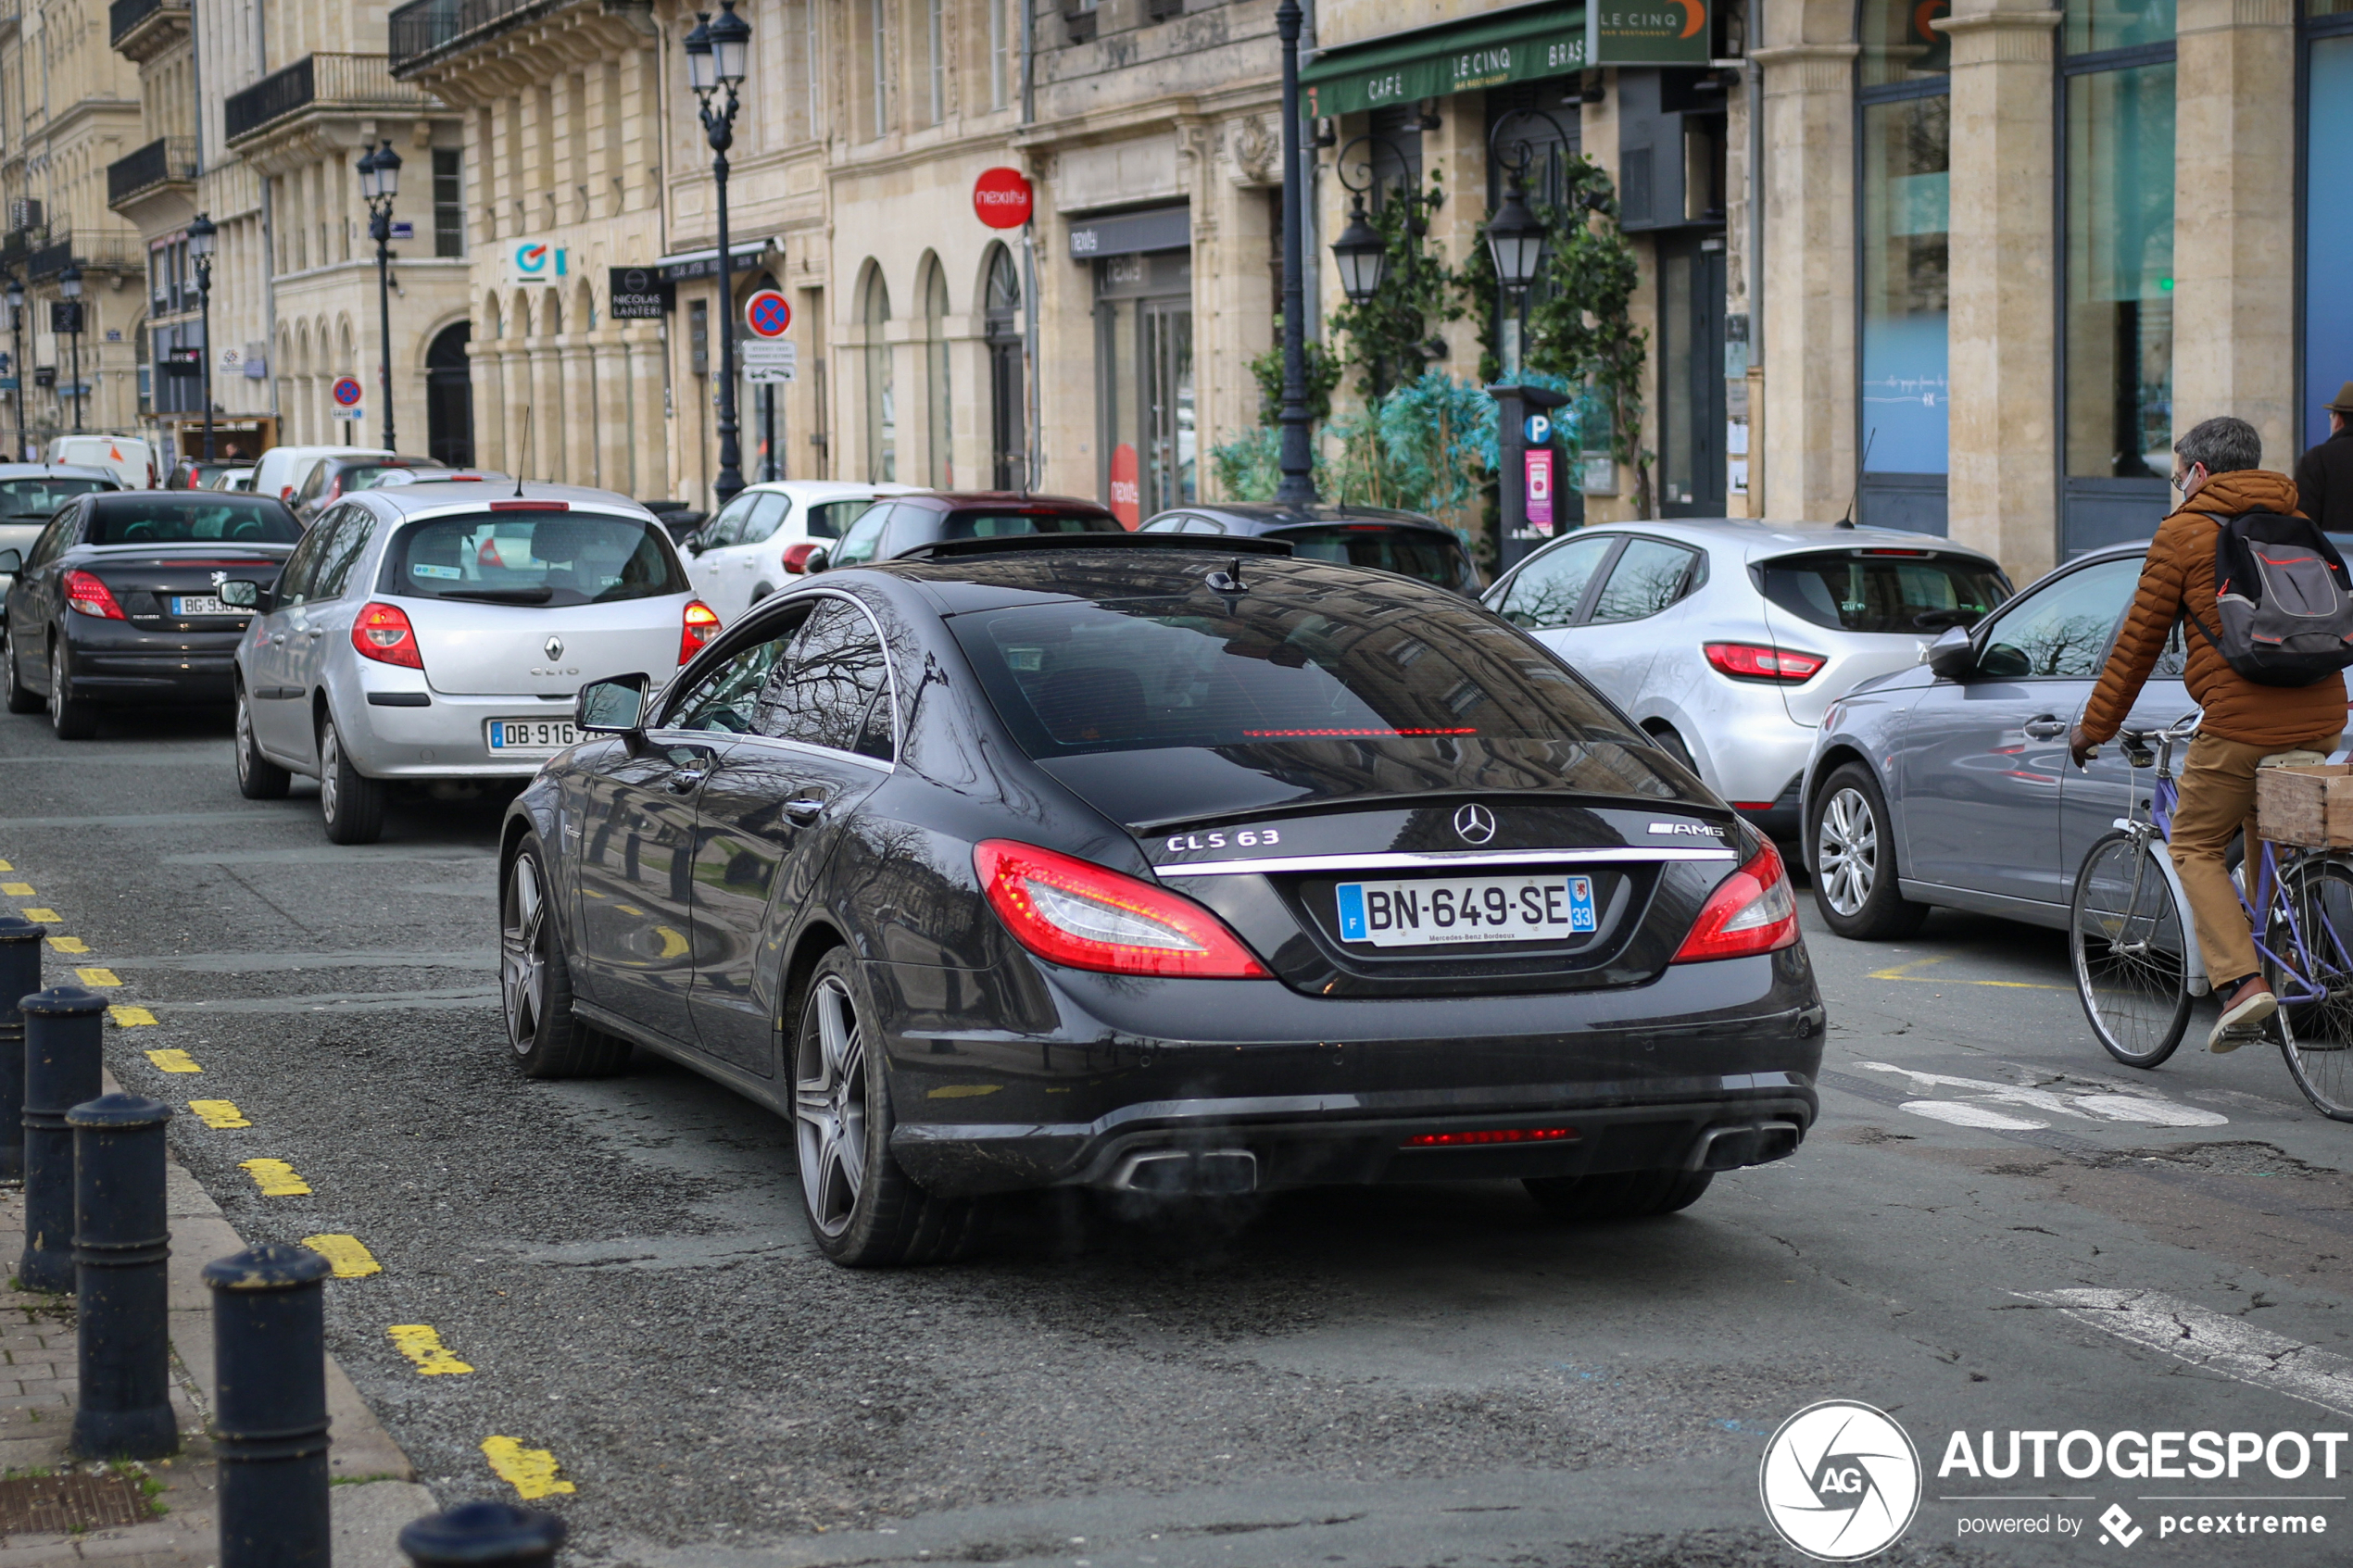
xmin=5 ymin=703 xmax=2353 ymax=1566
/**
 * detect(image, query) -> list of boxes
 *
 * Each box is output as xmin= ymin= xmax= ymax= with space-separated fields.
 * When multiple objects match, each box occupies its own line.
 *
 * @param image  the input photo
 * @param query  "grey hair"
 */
xmin=2175 ymin=416 xmax=2262 ymax=476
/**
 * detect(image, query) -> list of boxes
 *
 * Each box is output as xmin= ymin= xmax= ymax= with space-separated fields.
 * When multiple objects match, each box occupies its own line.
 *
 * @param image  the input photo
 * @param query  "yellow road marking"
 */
xmin=481 ymin=1436 xmax=573 ymax=1498
xmin=20 ymin=909 xmax=57 ymax=922
xmin=1869 ymin=954 xmax=2067 ymax=993
xmin=47 ymin=936 xmax=86 ymax=953
xmin=581 ymin=888 xmax=605 ymax=897
xmin=187 ymin=1099 xmax=251 ymax=1129
xmin=108 ymin=1006 xmax=157 ymax=1026
xmin=654 ymin=925 xmax=688 ymax=959
xmin=145 ymin=1048 xmax=201 ymax=1073
xmin=302 ymin=1234 xmax=382 ymax=1279
xmin=927 ymin=1084 xmax=1002 ymax=1099
xmin=237 ymin=1158 xmax=311 ymax=1197
xmin=0 ymin=883 xmax=31 ymax=897
xmin=389 ymin=1324 xmax=473 ymax=1375
xmin=74 ymin=967 xmax=120 ymax=987
xmin=0 ymin=860 xmax=13 ymax=872
xmin=614 ymin=903 xmax=642 ymax=916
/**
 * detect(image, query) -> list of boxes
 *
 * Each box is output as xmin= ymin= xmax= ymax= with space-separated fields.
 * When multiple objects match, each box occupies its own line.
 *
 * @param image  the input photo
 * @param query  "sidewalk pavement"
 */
xmin=0 ymin=1082 xmax=435 ymax=1562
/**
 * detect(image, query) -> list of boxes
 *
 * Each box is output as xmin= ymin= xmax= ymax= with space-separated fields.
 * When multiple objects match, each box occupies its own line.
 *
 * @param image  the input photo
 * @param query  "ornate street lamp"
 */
xmin=685 ymin=0 xmax=752 ymax=507
xmin=1481 ymin=107 xmax=1574 ymax=573
xmin=58 ymin=263 xmax=83 ymax=433
xmin=1272 ymin=0 xmax=1314 ymax=504
xmin=187 ymin=211 xmax=218 ymax=463
xmin=359 ymin=140 xmax=403 ymax=450
xmin=5 ymin=275 xmax=22 ymax=460
xmin=1329 ymin=198 xmax=1387 ymax=310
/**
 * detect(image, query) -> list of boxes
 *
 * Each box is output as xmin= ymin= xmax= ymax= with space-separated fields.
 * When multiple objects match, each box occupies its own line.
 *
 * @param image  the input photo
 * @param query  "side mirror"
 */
xmin=217 ymin=579 xmax=262 ymax=609
xmin=685 ymin=535 xmax=709 ymax=556
xmin=577 ymin=672 xmax=651 ymax=735
xmin=1926 ymin=624 xmax=1978 ymax=682
xmin=803 ymin=547 xmax=829 ymax=575
xmin=0 ymin=547 xmax=19 ymax=575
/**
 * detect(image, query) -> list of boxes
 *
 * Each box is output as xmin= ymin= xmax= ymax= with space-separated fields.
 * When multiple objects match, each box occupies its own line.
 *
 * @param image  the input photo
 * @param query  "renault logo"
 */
xmin=543 ymin=635 xmax=565 ymax=661
xmin=1453 ymin=804 xmax=1497 ymax=845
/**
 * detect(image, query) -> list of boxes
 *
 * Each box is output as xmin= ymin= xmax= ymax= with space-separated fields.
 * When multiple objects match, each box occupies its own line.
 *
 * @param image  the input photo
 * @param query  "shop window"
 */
xmin=984 ymin=244 xmax=1025 ymax=489
xmin=2306 ymin=2 xmax=2353 ymax=452
xmin=862 ymin=267 xmax=895 ymax=483
xmin=1094 ymin=248 xmax=1192 ymax=524
xmin=924 ymin=259 xmax=951 ymax=488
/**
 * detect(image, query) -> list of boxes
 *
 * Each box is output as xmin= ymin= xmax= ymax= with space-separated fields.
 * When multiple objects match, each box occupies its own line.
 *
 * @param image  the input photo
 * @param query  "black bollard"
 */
xmin=19 ymin=985 xmax=104 ymax=1293
xmin=0 ymin=912 xmax=44 ymax=1184
xmin=205 ymin=1244 xmax=333 ymax=1568
xmin=398 ymin=1502 xmax=568 ymax=1568
xmin=69 ymin=1093 xmax=176 ymax=1460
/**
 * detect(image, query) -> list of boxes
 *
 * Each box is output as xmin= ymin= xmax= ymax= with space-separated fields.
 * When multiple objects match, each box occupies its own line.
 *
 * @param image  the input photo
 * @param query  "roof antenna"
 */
xmin=1206 ymin=556 xmax=1246 ymax=595
xmin=514 ymin=409 xmax=531 ymax=497
xmin=1836 ymin=429 xmax=1877 ymax=529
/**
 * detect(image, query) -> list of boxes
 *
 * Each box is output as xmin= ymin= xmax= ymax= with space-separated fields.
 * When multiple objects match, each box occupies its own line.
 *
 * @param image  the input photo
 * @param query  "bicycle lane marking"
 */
xmin=2012 ymin=1288 xmax=2353 ymax=1424
xmin=1847 ymin=1060 xmax=2231 ymax=1131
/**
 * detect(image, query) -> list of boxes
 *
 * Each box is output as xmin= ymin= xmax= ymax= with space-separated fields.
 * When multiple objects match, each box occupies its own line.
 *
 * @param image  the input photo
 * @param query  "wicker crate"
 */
xmin=2255 ymin=762 xmax=2353 ymax=847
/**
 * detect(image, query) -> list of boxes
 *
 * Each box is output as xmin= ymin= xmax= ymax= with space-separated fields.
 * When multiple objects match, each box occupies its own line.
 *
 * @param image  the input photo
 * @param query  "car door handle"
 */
xmin=304 ymin=628 xmax=323 ymax=639
xmin=783 ymin=797 xmax=825 ymax=824
xmin=269 ymin=633 xmax=286 ymax=646
xmin=666 ymin=766 xmax=713 ymax=794
xmin=2023 ymin=717 xmax=2069 ymax=739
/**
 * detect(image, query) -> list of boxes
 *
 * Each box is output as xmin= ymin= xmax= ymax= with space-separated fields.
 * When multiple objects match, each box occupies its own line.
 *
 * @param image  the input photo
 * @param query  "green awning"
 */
xmin=1300 ymin=6 xmax=1588 ymax=119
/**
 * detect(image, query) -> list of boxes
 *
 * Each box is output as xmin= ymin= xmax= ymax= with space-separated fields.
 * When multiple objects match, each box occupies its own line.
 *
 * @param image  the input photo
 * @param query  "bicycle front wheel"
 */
xmin=2070 ymin=829 xmax=2192 ymax=1068
xmin=2264 ymin=857 xmax=2353 ymax=1123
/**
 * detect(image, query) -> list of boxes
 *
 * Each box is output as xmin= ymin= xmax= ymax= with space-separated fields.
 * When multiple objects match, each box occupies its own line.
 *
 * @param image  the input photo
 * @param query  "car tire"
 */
xmin=1523 ymin=1168 xmax=1714 ymax=1221
xmin=1808 ymin=762 xmax=1929 ymax=940
xmin=233 ymin=683 xmax=291 ymax=800
xmin=1647 ymin=724 xmax=1699 ymax=775
xmin=1 ymin=623 xmax=39 ymax=715
xmin=502 ymin=843 xmax=630 ymax=1079
xmin=47 ymin=638 xmax=96 ymax=740
xmin=317 ymin=713 xmax=386 ymax=845
xmin=750 ymin=582 xmax=775 ymax=607
xmin=792 ymin=947 xmax=986 ymax=1267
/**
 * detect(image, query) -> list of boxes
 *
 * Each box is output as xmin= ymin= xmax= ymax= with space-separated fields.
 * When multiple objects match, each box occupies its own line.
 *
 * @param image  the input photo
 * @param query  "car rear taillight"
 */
xmin=782 ymin=543 xmax=822 ymax=575
xmin=679 ymin=600 xmax=721 ymax=666
xmin=352 ymin=601 xmax=422 ymax=668
xmin=975 ymin=839 xmax=1269 ymax=979
xmin=62 ymin=570 xmax=125 ymax=620
xmin=1704 ymin=642 xmax=1826 ymax=683
xmin=1403 ymin=1127 xmax=1578 ymax=1148
xmin=1672 ymin=843 xmax=1800 ymax=963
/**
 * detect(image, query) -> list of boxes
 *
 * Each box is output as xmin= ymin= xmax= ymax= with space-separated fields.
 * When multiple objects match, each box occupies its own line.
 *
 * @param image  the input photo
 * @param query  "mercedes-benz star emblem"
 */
xmin=543 ymin=635 xmax=565 ymax=661
xmin=1453 ymin=804 xmax=1497 ymax=845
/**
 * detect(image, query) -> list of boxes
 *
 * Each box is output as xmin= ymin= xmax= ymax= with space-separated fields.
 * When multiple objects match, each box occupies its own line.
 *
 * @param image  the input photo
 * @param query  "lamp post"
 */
xmin=1483 ymin=108 xmax=1573 ymax=572
xmin=58 ymin=264 xmax=83 ymax=434
xmin=358 ymin=141 xmax=402 ymax=451
xmin=685 ymin=0 xmax=751 ymax=508
xmin=1327 ymin=132 xmax=1447 ymax=382
xmin=1272 ymin=0 xmax=1315 ymax=504
xmin=5 ymin=276 xmax=21 ymax=461
xmin=187 ymin=212 xmax=217 ymax=463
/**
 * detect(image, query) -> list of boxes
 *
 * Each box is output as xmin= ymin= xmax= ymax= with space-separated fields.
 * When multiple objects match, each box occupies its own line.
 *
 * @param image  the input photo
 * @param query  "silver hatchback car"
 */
xmin=223 ymin=482 xmax=713 ymax=843
xmin=1484 ymin=520 xmax=2011 ymax=834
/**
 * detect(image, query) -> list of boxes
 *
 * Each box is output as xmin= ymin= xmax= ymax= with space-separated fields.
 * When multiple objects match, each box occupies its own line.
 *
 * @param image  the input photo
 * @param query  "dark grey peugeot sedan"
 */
xmin=500 ymin=535 xmax=1826 ymax=1265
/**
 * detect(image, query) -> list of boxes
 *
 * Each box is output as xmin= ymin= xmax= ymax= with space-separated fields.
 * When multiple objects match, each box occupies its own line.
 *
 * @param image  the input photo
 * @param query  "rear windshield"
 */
xmin=942 ymin=509 xmax=1120 ymax=540
xmin=1275 ymin=525 xmax=1473 ymax=592
xmin=342 ymin=465 xmax=439 ymax=492
xmin=384 ymin=508 xmax=684 ymax=606
xmin=950 ymin=595 xmax=1628 ymax=759
xmin=0 ymin=477 xmax=110 ymax=520
xmin=84 ymin=499 xmax=301 ymax=546
xmin=1759 ymin=548 xmax=2009 ymax=633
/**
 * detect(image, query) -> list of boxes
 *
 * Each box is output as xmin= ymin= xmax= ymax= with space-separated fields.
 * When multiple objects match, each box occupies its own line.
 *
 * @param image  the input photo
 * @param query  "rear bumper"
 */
xmin=65 ymin=621 xmax=244 ymax=701
xmin=330 ymin=673 xmax=579 ymax=780
xmin=1733 ymin=773 xmax=1806 ymax=841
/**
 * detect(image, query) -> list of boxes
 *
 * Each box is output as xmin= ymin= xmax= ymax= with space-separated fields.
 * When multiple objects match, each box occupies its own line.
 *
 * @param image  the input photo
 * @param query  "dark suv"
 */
xmin=816 ymin=493 xmax=1123 ymax=569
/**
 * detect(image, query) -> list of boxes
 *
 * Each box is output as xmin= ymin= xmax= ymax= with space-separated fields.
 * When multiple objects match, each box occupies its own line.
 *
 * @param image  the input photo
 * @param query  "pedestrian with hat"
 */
xmin=2295 ymin=381 xmax=2353 ymax=533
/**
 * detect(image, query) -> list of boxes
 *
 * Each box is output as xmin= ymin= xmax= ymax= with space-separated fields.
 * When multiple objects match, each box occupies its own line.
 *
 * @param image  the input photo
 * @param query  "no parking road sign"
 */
xmin=745 ymin=290 xmax=791 ymax=338
xmin=331 ymin=375 xmax=365 ymax=423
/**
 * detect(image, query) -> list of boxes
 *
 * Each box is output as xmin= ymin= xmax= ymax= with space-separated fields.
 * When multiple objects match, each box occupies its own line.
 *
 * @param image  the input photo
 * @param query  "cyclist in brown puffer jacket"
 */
xmin=2070 ymin=416 xmax=2349 ymax=1051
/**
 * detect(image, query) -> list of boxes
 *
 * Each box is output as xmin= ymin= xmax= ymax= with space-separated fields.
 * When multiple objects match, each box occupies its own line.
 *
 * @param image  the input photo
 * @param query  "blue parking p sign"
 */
xmin=1524 ymin=413 xmax=1553 ymax=445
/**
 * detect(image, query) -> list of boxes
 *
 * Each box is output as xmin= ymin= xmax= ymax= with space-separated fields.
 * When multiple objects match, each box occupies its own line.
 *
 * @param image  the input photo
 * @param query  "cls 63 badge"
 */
xmin=1164 ymin=828 xmax=1281 ymax=855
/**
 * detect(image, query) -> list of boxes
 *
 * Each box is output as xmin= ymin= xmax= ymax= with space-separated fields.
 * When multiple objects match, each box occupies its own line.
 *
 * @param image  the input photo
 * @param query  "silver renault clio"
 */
xmin=224 ymin=482 xmax=714 ymax=843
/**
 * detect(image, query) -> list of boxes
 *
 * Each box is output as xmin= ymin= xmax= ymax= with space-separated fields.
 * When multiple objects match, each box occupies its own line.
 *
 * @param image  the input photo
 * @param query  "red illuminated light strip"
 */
xmin=1241 ymin=727 xmax=1478 ymax=737
xmin=1403 ymin=1127 xmax=1578 ymax=1148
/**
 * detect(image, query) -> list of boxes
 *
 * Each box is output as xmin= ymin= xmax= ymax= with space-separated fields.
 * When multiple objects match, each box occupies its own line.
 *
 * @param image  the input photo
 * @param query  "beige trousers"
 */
xmin=2168 ymin=730 xmax=2346 ymax=985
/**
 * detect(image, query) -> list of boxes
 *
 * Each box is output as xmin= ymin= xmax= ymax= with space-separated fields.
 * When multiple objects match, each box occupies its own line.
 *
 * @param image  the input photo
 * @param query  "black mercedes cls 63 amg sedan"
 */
xmin=499 ymin=534 xmax=1826 ymax=1265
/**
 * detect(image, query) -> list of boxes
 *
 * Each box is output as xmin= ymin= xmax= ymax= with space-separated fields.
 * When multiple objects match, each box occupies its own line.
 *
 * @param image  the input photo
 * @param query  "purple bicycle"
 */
xmin=2069 ymin=713 xmax=2353 ymax=1120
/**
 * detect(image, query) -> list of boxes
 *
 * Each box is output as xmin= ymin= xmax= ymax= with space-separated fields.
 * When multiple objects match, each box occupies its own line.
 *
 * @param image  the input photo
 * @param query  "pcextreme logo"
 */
xmin=1759 ymin=1400 xmax=1923 ymax=1562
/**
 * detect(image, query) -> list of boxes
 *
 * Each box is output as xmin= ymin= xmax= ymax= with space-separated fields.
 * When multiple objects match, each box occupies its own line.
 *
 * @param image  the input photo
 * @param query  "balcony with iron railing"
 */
xmin=107 ymin=137 xmax=196 ymax=209
xmin=223 ymin=53 xmax=431 ymax=146
xmin=390 ymin=0 xmax=640 ymax=75
xmin=24 ymin=224 xmax=146 ymax=279
xmin=108 ymin=0 xmax=189 ymax=54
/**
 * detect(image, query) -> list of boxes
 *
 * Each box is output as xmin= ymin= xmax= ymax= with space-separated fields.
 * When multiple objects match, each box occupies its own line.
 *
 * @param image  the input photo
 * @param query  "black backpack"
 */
xmin=2182 ymin=510 xmax=2353 ymax=687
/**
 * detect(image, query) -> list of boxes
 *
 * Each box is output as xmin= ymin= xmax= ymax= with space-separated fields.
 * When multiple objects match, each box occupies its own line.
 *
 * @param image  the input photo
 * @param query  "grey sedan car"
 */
xmin=1486 ymin=521 xmax=2009 ymax=836
xmin=222 ymin=482 xmax=712 ymax=845
xmin=1800 ymin=540 xmax=2221 ymax=939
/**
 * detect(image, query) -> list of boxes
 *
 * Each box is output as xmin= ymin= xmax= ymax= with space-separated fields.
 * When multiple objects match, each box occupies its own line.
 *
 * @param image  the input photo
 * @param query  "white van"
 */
xmin=46 ymin=434 xmax=157 ymax=489
xmin=251 ymin=445 xmax=386 ymax=506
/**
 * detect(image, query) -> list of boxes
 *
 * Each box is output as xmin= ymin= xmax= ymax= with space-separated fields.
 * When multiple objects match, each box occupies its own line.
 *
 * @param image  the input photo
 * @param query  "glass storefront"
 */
xmin=2309 ymin=4 xmax=2353 ymax=451
xmin=1856 ymin=1 xmax=1951 ymax=533
xmin=1094 ymin=248 xmax=1193 ymax=524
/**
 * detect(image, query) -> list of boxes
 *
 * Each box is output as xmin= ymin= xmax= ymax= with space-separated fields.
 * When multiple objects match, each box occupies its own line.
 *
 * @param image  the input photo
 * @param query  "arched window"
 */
xmin=426 ymin=322 xmax=473 ymax=467
xmin=862 ymin=267 xmax=894 ymax=483
xmin=923 ymin=257 xmax=950 ymax=488
xmin=983 ymin=244 xmax=1024 ymax=490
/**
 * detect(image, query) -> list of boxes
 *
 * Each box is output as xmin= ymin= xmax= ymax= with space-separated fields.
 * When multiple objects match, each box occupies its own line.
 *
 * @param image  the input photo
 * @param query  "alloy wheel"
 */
xmin=1817 ymin=786 xmax=1879 ymax=917
xmin=234 ymin=693 xmax=256 ymax=786
xmin=794 ymin=976 xmax=869 ymax=1238
xmin=502 ymin=855 xmax=548 ymax=1056
xmin=320 ymin=721 xmax=341 ymax=822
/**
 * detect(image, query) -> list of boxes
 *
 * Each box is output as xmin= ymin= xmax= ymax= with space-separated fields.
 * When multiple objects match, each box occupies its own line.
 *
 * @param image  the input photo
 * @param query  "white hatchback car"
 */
xmin=684 ymin=480 xmax=925 ymax=622
xmin=1484 ymin=520 xmax=2011 ymax=836
xmin=222 ymin=481 xmax=714 ymax=844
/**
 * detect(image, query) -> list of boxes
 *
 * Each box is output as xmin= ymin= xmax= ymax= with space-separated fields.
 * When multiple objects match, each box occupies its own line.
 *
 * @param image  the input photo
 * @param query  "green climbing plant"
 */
xmin=1327 ymin=171 xmax=1461 ymax=405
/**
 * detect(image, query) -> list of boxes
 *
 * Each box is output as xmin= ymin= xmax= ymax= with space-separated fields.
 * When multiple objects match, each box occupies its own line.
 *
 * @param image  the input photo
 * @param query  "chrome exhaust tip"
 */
xmin=1691 ymin=1119 xmax=1803 ymax=1173
xmin=1106 ymin=1148 xmax=1259 ymax=1196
